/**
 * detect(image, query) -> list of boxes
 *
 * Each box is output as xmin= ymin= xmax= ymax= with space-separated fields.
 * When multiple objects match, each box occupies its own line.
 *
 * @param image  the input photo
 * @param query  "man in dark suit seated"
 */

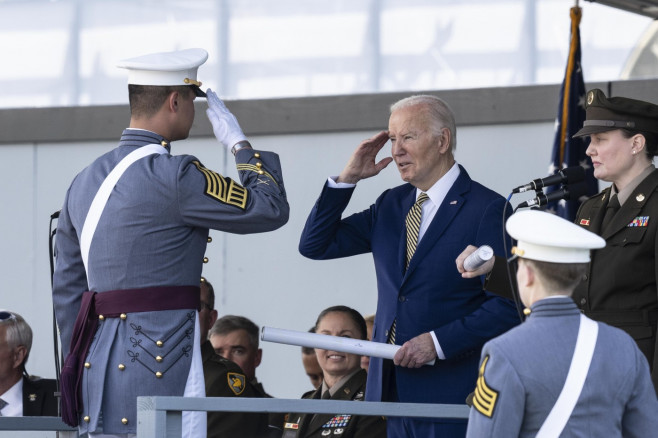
xmin=299 ymin=94 xmax=520 ymax=437
xmin=0 ymin=310 xmax=58 ymax=417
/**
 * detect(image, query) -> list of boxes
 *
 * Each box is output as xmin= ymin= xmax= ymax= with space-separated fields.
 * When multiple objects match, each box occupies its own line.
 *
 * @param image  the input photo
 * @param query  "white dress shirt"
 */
xmin=0 ymin=377 xmax=23 ymax=416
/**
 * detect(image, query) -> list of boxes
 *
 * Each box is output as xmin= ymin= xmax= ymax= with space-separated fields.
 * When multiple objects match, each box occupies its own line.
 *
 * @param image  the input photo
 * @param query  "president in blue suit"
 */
xmin=299 ymin=95 xmax=519 ymax=437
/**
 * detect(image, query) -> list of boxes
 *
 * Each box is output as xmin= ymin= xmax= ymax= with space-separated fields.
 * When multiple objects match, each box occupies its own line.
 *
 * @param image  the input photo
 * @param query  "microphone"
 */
xmin=512 ymin=166 xmax=585 ymax=194
xmin=516 ymin=183 xmax=588 ymax=209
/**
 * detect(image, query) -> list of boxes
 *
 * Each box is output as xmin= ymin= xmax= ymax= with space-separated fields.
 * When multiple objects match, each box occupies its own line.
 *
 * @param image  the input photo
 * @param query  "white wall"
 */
xmin=0 ymin=120 xmax=558 ymax=401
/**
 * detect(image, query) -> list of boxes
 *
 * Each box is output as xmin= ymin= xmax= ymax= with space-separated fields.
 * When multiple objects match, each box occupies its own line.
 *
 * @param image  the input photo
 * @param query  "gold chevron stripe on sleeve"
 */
xmin=193 ymin=161 xmax=248 ymax=210
xmin=472 ymin=355 xmax=499 ymax=418
xmin=236 ymin=163 xmax=279 ymax=186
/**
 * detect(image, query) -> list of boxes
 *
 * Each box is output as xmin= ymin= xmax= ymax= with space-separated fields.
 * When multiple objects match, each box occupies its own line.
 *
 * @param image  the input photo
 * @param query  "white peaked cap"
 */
xmin=116 ymin=48 xmax=208 ymax=90
xmin=506 ymin=210 xmax=605 ymax=263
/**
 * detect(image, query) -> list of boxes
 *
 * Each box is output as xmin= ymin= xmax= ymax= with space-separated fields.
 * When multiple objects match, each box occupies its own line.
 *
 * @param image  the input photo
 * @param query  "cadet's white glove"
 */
xmin=205 ymin=88 xmax=247 ymax=150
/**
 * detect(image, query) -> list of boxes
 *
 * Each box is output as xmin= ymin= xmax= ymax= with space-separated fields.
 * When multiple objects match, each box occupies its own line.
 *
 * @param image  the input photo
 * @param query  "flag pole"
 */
xmin=558 ymin=6 xmax=582 ymax=167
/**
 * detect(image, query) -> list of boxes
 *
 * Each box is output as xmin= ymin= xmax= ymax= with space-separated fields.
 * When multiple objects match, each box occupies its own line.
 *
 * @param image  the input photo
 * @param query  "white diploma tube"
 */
xmin=261 ymin=326 xmax=435 ymax=366
xmin=463 ymin=245 xmax=494 ymax=272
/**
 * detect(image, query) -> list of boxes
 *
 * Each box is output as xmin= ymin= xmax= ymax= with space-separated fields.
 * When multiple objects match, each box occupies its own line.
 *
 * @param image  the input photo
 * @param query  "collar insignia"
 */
xmin=636 ymin=193 xmax=646 ymax=202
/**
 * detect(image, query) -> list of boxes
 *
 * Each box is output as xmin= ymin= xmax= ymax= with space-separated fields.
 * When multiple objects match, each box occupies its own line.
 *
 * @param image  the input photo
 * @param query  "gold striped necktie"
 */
xmin=389 ymin=192 xmax=430 ymax=344
xmin=405 ymin=192 xmax=430 ymax=268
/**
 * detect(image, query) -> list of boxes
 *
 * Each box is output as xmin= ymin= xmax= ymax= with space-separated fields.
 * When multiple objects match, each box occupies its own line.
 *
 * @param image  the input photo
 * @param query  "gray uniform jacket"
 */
xmin=52 ymin=129 xmax=288 ymax=435
xmin=466 ymin=297 xmax=658 ymax=438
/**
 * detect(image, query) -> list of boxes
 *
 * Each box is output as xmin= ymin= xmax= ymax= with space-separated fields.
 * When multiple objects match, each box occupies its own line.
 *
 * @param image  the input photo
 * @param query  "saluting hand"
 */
xmin=336 ymin=131 xmax=393 ymax=184
xmin=205 ymin=88 xmax=248 ymax=150
xmin=393 ymin=333 xmax=436 ymax=368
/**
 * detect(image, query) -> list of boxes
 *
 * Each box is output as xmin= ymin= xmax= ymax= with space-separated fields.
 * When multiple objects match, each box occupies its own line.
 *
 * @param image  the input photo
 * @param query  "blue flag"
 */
xmin=544 ymin=6 xmax=598 ymax=221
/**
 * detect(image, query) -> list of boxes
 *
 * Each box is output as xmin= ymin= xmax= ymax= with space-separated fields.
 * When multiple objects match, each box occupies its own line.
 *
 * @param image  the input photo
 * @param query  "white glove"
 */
xmin=205 ymin=88 xmax=247 ymax=150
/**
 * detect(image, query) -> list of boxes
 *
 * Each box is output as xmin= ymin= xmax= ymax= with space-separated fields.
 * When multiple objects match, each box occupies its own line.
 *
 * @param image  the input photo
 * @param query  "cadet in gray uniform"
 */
xmin=52 ymin=48 xmax=289 ymax=437
xmin=466 ymin=210 xmax=658 ymax=437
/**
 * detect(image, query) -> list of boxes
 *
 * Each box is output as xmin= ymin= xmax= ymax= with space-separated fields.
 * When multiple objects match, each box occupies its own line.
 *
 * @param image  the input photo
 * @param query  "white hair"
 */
xmin=0 ymin=310 xmax=32 ymax=368
xmin=390 ymin=94 xmax=457 ymax=152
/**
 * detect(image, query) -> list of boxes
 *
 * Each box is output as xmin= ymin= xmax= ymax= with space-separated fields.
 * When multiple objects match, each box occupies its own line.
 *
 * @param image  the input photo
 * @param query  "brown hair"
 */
xmin=522 ymin=259 xmax=587 ymax=293
xmin=620 ymin=129 xmax=658 ymax=159
xmin=128 ymin=84 xmax=192 ymax=118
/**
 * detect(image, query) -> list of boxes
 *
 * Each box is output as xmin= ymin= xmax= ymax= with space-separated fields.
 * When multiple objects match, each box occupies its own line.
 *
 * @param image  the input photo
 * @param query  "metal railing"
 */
xmin=136 ymin=396 xmax=470 ymax=438
xmin=0 ymin=416 xmax=77 ymax=437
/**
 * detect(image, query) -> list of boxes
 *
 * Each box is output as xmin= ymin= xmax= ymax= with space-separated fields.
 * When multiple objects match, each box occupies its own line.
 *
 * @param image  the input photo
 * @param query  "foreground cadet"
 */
xmin=466 ymin=210 xmax=658 ymax=437
xmin=52 ymin=48 xmax=288 ymax=437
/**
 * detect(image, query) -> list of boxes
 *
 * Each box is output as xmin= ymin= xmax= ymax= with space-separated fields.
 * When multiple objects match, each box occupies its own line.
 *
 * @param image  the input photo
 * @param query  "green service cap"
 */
xmin=573 ymin=88 xmax=658 ymax=138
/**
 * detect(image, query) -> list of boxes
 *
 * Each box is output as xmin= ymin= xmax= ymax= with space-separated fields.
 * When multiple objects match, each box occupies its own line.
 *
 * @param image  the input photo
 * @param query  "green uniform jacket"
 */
xmin=282 ymin=369 xmax=386 ymax=438
xmin=574 ymin=169 xmax=658 ymax=388
xmin=202 ymin=341 xmax=277 ymax=438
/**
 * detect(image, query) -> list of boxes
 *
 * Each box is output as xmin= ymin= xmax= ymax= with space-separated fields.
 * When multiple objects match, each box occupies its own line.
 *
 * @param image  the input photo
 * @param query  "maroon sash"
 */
xmin=60 ymin=285 xmax=200 ymax=426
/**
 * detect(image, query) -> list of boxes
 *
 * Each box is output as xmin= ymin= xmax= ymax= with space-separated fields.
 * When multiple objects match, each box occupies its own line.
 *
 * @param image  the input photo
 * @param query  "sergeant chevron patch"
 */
xmin=193 ymin=161 xmax=247 ymax=209
xmin=473 ymin=355 xmax=499 ymax=418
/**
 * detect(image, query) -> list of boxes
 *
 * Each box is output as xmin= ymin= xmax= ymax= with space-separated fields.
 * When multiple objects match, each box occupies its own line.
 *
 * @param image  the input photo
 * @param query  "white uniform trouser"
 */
xmin=89 ymin=313 xmax=207 ymax=438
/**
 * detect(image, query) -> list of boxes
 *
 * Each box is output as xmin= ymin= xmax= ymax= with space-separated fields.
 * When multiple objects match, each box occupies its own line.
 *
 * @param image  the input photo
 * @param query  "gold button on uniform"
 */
xmin=258 ymin=170 xmax=264 ymax=175
xmin=207 ymin=236 xmax=212 ymax=243
xmin=122 ymin=418 xmax=128 ymax=425
xmin=98 ymin=315 xmax=105 ymax=321
xmin=203 ymin=257 xmax=209 ymax=263
xmin=156 ymin=340 xmax=163 ymax=347
xmin=156 ymin=356 xmax=163 ymax=362
xmin=256 ymin=162 xmax=262 ymax=168
xmin=118 ymin=364 xmax=125 ymax=371
xmin=155 ymin=371 xmax=163 ymax=378
xmin=120 ymin=313 xmax=127 ymax=320
xmin=83 ymin=416 xmax=90 ymax=423
xmin=254 ymin=153 xmax=260 ymax=158
xmin=84 ymin=362 xmax=91 ymax=369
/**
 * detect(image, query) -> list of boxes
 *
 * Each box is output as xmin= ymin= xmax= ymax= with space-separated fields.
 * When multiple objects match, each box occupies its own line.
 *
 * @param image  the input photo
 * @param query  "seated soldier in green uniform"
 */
xmin=200 ymin=278 xmax=280 ymax=438
xmin=282 ymin=306 xmax=386 ymax=438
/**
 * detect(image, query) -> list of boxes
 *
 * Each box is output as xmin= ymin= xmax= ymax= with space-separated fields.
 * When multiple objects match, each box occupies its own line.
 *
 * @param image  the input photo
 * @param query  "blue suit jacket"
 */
xmin=299 ymin=165 xmax=519 ymax=406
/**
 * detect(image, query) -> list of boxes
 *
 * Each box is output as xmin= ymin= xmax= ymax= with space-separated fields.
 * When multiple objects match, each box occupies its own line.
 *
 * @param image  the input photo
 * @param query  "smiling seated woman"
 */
xmin=281 ymin=306 xmax=386 ymax=438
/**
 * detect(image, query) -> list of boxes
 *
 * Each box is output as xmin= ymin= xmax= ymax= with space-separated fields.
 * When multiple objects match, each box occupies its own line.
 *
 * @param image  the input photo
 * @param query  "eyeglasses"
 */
xmin=0 ymin=311 xmax=16 ymax=321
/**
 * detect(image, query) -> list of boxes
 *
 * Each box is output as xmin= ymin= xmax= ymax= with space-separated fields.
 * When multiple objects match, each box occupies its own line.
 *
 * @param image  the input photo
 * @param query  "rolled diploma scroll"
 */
xmin=262 ymin=326 xmax=435 ymax=366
